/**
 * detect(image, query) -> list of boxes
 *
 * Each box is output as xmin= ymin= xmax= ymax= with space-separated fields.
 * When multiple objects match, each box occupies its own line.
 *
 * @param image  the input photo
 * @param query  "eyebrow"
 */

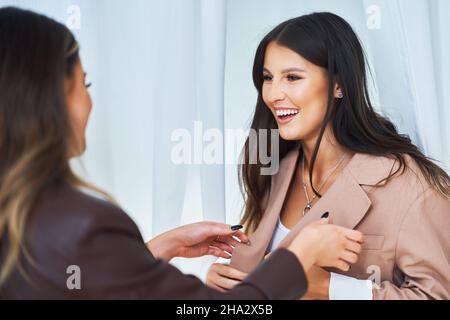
xmin=263 ymin=67 xmax=307 ymax=74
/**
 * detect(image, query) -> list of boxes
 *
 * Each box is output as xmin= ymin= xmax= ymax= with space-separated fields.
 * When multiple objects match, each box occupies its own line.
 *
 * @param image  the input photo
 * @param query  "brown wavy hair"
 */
xmin=239 ymin=12 xmax=450 ymax=233
xmin=0 ymin=7 xmax=113 ymax=286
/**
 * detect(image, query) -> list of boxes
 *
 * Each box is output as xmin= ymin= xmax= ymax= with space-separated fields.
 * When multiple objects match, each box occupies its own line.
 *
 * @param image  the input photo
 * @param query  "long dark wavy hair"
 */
xmin=239 ymin=12 xmax=450 ymax=233
xmin=0 ymin=7 xmax=112 ymax=286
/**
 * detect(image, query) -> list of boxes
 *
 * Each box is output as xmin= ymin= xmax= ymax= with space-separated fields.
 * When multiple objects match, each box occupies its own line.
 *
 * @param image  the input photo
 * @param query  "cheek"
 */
xmin=79 ymin=89 xmax=92 ymax=125
xmin=280 ymin=83 xmax=329 ymax=140
xmin=84 ymin=92 xmax=93 ymax=122
xmin=69 ymin=90 xmax=92 ymax=133
xmin=290 ymin=80 xmax=323 ymax=105
xmin=295 ymin=79 xmax=328 ymax=113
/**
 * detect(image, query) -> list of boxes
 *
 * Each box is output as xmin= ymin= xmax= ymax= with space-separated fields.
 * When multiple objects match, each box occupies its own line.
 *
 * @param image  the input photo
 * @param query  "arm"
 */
xmin=67 ymin=207 xmax=361 ymax=299
xmin=69 ymin=206 xmax=307 ymax=300
xmin=372 ymin=188 xmax=450 ymax=300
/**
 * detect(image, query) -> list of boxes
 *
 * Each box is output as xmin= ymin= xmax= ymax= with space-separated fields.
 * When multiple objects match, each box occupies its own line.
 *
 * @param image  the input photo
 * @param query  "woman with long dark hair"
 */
xmin=207 ymin=12 xmax=450 ymax=299
xmin=0 ymin=7 xmax=365 ymax=299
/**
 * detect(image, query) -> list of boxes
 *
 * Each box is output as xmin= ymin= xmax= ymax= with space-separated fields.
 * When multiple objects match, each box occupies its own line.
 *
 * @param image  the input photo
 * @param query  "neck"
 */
xmin=300 ymin=128 xmax=349 ymax=184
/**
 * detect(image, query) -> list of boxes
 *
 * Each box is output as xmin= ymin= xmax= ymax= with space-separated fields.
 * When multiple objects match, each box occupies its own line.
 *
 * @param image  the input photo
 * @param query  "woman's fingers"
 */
xmin=208 ymin=283 xmax=227 ymax=292
xmin=335 ymin=259 xmax=351 ymax=272
xmin=207 ymin=233 xmax=250 ymax=258
xmin=206 ymin=264 xmax=246 ymax=291
xmin=207 ymin=246 xmax=231 ymax=259
xmin=230 ymin=230 xmax=250 ymax=245
xmin=210 ymin=241 xmax=234 ymax=254
xmin=214 ymin=274 xmax=242 ymax=289
xmin=217 ymin=264 xmax=248 ymax=281
xmin=217 ymin=235 xmax=239 ymax=247
xmin=345 ymin=239 xmax=362 ymax=254
xmin=343 ymin=228 xmax=364 ymax=243
xmin=207 ymin=222 xmax=250 ymax=245
xmin=207 ymin=263 xmax=245 ymax=290
xmin=340 ymin=249 xmax=359 ymax=264
xmin=206 ymin=265 xmax=230 ymax=291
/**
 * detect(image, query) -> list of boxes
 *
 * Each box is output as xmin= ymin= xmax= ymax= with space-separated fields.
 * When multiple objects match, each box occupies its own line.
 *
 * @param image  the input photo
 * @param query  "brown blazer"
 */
xmin=230 ymin=147 xmax=450 ymax=299
xmin=0 ymin=182 xmax=307 ymax=299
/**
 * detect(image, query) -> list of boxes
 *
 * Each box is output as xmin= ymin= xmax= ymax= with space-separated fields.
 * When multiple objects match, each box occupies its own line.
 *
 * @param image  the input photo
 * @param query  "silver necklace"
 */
xmin=302 ymin=153 xmax=347 ymax=216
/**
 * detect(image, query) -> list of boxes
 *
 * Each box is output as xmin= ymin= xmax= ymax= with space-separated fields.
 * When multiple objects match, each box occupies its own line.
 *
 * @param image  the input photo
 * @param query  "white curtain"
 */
xmin=1 ymin=0 xmax=448 ymax=279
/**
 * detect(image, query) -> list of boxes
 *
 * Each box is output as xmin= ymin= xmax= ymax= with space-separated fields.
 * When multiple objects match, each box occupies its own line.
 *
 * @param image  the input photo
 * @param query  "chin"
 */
xmin=71 ymin=141 xmax=87 ymax=158
xmin=278 ymin=125 xmax=304 ymax=141
xmin=80 ymin=141 xmax=87 ymax=154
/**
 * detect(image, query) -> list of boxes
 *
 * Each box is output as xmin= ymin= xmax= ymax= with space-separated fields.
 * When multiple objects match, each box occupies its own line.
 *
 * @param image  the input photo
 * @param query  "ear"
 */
xmin=334 ymin=81 xmax=343 ymax=99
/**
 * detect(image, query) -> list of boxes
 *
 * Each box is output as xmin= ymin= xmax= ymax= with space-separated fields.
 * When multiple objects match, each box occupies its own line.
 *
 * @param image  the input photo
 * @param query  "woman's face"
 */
xmin=262 ymin=42 xmax=338 ymax=143
xmin=65 ymin=59 xmax=92 ymax=156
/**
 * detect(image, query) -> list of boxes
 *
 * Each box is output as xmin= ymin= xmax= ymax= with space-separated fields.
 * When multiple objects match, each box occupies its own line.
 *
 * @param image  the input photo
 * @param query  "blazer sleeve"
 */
xmin=66 ymin=205 xmax=308 ymax=300
xmin=372 ymin=188 xmax=450 ymax=300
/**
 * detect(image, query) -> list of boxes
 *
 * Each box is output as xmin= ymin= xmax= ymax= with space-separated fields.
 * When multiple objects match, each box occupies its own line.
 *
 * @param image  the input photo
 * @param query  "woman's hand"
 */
xmin=146 ymin=222 xmax=250 ymax=261
xmin=287 ymin=218 xmax=363 ymax=272
xmin=206 ymin=263 xmax=248 ymax=292
xmin=301 ymin=266 xmax=331 ymax=300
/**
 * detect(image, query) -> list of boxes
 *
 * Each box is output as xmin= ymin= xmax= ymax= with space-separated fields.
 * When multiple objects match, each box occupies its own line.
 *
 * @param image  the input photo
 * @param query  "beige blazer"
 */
xmin=230 ymin=147 xmax=450 ymax=299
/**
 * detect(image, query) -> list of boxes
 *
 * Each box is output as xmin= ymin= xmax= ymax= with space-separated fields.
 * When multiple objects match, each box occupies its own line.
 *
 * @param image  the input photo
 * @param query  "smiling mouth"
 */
xmin=275 ymin=109 xmax=300 ymax=121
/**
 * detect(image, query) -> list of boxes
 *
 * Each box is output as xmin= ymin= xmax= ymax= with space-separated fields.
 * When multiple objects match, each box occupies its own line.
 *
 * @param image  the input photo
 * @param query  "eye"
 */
xmin=263 ymin=74 xmax=272 ymax=81
xmin=83 ymin=72 xmax=92 ymax=88
xmin=287 ymin=74 xmax=302 ymax=81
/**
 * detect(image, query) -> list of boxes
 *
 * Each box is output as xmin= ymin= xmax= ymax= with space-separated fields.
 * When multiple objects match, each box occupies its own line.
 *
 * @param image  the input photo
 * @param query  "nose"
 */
xmin=266 ymin=81 xmax=285 ymax=104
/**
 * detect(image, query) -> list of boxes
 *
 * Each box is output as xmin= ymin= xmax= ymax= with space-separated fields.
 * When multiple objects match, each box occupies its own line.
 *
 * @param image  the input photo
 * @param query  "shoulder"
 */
xmin=350 ymin=153 xmax=431 ymax=189
xmin=351 ymin=153 xmax=449 ymax=208
xmin=27 ymin=182 xmax=142 ymax=249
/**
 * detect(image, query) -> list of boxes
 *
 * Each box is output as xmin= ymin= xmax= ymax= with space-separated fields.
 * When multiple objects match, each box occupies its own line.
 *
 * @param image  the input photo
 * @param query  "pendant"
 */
xmin=303 ymin=203 xmax=312 ymax=216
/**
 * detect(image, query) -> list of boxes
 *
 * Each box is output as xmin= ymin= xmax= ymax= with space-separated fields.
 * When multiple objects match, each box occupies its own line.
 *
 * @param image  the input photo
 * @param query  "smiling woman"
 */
xmin=207 ymin=12 xmax=450 ymax=300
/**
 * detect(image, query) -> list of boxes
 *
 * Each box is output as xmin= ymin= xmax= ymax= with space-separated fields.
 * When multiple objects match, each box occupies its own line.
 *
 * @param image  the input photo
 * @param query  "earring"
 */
xmin=336 ymin=91 xmax=344 ymax=99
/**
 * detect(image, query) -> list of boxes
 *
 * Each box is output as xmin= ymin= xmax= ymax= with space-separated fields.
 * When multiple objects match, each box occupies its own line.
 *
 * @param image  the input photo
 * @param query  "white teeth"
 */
xmin=276 ymin=109 xmax=299 ymax=117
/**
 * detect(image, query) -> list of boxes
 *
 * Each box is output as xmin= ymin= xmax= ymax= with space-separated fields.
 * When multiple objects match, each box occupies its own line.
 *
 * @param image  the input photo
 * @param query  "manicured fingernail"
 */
xmin=231 ymin=225 xmax=243 ymax=231
xmin=321 ymin=212 xmax=329 ymax=219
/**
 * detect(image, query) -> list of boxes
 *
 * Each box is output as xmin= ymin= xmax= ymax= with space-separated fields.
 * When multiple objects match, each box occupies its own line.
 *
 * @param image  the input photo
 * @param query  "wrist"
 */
xmin=146 ymin=231 xmax=181 ymax=261
xmin=288 ymin=243 xmax=315 ymax=273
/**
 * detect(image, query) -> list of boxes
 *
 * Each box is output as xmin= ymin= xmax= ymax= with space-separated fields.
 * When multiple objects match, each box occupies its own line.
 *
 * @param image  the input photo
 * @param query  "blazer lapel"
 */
xmin=230 ymin=147 xmax=300 ymax=273
xmin=277 ymin=153 xmax=397 ymax=249
xmin=230 ymin=150 xmax=397 ymax=273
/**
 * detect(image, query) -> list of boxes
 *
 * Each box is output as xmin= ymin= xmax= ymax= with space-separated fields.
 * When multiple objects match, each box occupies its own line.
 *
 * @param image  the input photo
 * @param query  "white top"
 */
xmin=268 ymin=218 xmax=373 ymax=300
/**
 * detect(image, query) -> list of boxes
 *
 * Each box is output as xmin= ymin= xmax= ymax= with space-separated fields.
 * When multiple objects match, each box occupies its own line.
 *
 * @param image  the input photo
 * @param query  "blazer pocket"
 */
xmin=362 ymin=235 xmax=385 ymax=250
